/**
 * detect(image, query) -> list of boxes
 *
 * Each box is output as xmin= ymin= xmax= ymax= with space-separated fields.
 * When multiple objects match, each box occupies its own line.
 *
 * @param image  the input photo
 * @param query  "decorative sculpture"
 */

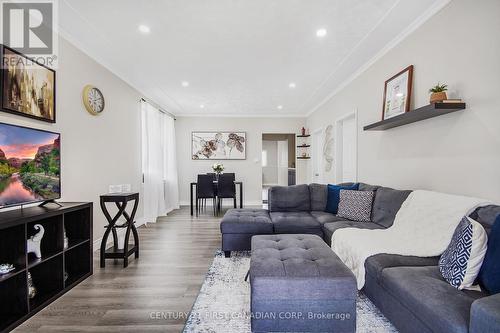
xmin=27 ymin=224 xmax=45 ymax=258
xmin=28 ymin=272 xmax=37 ymax=299
xmin=323 ymin=125 xmax=334 ymax=172
xmin=63 ymin=230 xmax=69 ymax=249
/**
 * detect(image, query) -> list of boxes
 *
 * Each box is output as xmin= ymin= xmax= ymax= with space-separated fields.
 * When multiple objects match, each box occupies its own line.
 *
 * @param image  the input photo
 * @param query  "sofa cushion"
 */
xmin=380 ymin=266 xmax=487 ymax=333
xmin=371 ymin=187 xmax=412 ymax=228
xmin=325 ymin=183 xmax=359 ymax=214
xmin=220 ymin=209 xmax=273 ymax=234
xmin=270 ymin=212 xmax=322 ymax=234
xmin=365 ymin=253 xmax=440 ymax=284
xmin=478 ymin=215 xmax=500 ymax=294
xmin=337 ymin=189 xmax=374 ymax=222
xmin=323 ymin=220 xmax=384 ymax=245
xmin=268 ymin=184 xmax=310 ymax=212
xmin=309 ymin=183 xmax=328 ymax=211
xmin=358 ymin=183 xmax=380 ymax=192
xmin=310 ymin=211 xmax=345 ymax=224
xmin=470 ymin=205 xmax=500 ymax=235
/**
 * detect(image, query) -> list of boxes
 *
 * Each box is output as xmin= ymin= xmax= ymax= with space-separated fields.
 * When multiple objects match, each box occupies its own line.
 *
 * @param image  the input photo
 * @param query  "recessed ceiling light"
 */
xmin=138 ymin=25 xmax=151 ymax=34
xmin=181 ymin=81 xmax=189 ymax=87
xmin=316 ymin=28 xmax=327 ymax=37
xmin=200 ymin=104 xmax=205 ymax=108
xmin=288 ymin=82 xmax=296 ymax=89
xmin=277 ymin=105 xmax=283 ymax=110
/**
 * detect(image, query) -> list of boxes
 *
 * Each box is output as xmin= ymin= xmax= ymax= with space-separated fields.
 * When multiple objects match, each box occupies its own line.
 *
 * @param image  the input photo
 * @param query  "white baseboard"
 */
xmin=93 ymin=217 xmax=146 ymax=252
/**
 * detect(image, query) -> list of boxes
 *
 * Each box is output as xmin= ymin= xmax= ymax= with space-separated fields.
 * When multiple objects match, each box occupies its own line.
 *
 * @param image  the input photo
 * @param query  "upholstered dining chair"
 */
xmin=196 ymin=174 xmax=216 ymax=216
xmin=216 ymin=173 xmax=236 ymax=214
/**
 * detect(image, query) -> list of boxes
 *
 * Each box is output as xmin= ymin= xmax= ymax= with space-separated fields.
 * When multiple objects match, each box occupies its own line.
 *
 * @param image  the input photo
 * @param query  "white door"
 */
xmin=277 ymin=140 xmax=288 ymax=186
xmin=335 ymin=112 xmax=357 ymax=183
xmin=311 ymin=129 xmax=323 ymax=183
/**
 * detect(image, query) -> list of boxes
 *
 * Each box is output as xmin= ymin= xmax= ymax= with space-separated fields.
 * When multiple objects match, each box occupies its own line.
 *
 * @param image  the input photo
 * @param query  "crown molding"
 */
xmin=305 ymin=0 xmax=451 ymax=118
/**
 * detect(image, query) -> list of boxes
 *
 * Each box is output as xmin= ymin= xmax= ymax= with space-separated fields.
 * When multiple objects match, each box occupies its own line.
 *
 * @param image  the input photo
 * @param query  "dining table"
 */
xmin=190 ymin=180 xmax=243 ymax=216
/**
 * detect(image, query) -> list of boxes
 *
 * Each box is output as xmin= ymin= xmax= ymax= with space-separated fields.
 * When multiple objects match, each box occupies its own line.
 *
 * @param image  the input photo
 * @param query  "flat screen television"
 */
xmin=0 ymin=122 xmax=60 ymax=208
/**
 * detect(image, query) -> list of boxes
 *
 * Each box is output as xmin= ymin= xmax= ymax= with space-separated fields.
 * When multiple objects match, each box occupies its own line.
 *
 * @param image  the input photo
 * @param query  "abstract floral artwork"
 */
xmin=192 ymin=132 xmax=246 ymax=160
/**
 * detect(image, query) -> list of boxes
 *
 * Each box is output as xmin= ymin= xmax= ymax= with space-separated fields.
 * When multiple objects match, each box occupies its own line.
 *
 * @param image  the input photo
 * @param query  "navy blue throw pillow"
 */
xmin=478 ymin=214 xmax=500 ymax=294
xmin=325 ymin=183 xmax=359 ymax=214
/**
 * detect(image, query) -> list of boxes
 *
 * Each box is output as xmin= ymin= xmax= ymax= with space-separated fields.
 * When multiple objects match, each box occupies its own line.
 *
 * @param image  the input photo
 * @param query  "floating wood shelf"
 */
xmin=297 ymin=157 xmax=311 ymax=160
xmin=363 ymin=102 xmax=466 ymax=131
xmin=296 ymin=134 xmax=310 ymax=138
xmin=297 ymin=145 xmax=310 ymax=148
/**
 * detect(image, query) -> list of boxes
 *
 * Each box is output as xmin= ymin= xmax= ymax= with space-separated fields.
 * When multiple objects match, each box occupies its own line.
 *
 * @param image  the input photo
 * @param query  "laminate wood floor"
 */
xmin=15 ymin=206 xmax=232 ymax=333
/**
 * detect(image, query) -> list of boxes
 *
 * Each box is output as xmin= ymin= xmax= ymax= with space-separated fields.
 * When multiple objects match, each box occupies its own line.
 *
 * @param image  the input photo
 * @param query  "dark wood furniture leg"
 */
xmin=100 ymin=200 xmax=126 ymax=268
xmin=224 ymin=251 xmax=231 ymax=258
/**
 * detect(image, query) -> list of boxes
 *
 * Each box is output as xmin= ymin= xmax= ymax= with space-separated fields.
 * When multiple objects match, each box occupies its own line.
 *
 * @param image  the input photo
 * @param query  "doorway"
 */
xmin=335 ymin=111 xmax=358 ymax=183
xmin=311 ymin=128 xmax=323 ymax=183
xmin=261 ymin=134 xmax=296 ymax=206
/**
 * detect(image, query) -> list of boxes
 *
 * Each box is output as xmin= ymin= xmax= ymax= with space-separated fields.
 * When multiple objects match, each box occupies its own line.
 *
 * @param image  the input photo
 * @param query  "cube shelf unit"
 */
xmin=0 ymin=202 xmax=92 ymax=332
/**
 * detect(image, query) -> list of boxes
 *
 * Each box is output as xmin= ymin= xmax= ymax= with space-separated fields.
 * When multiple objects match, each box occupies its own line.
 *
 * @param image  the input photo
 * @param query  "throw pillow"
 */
xmin=439 ymin=217 xmax=488 ymax=290
xmin=478 ymin=214 xmax=500 ymax=294
xmin=337 ymin=189 xmax=374 ymax=222
xmin=325 ymin=183 xmax=359 ymax=214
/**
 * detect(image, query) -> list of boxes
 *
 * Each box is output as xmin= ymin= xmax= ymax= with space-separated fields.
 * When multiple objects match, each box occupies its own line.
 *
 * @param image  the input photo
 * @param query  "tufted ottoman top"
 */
xmin=250 ymin=234 xmax=356 ymax=300
xmin=220 ymin=209 xmax=273 ymax=234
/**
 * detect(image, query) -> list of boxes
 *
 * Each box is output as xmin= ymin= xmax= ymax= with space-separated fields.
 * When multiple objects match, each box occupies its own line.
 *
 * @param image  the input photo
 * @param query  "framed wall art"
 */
xmin=1 ymin=45 xmax=56 ymax=123
xmin=382 ymin=65 xmax=413 ymax=120
xmin=192 ymin=132 xmax=246 ymax=160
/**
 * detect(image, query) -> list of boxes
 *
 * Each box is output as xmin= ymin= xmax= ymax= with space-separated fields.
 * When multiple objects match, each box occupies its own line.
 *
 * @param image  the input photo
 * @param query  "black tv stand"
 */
xmin=39 ymin=200 xmax=63 ymax=208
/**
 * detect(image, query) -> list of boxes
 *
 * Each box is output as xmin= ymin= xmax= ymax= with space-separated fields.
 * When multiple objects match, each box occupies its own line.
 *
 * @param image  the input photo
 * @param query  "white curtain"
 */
xmin=141 ymin=100 xmax=179 ymax=222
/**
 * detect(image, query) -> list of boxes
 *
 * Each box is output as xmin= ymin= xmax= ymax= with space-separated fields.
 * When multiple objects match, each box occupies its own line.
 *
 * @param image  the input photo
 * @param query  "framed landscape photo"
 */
xmin=1 ymin=45 xmax=56 ymax=123
xmin=192 ymin=131 xmax=246 ymax=160
xmin=382 ymin=65 xmax=413 ymax=120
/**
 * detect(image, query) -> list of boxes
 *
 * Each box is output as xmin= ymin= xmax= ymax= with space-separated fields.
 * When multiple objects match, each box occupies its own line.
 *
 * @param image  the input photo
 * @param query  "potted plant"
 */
xmin=212 ymin=163 xmax=224 ymax=180
xmin=429 ymin=83 xmax=448 ymax=103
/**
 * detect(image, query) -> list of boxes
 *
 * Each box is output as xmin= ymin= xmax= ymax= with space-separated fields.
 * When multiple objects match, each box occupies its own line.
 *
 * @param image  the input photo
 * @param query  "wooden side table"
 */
xmin=100 ymin=192 xmax=139 ymax=268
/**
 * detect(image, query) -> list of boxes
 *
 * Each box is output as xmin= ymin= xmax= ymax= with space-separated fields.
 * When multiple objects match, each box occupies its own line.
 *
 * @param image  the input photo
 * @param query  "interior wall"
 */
xmin=306 ymin=0 xmax=500 ymax=202
xmin=0 ymin=37 xmax=144 ymax=241
xmin=175 ymin=116 xmax=305 ymax=205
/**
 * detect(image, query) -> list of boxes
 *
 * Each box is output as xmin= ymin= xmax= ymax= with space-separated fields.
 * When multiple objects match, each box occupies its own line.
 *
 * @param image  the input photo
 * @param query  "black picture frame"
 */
xmin=0 ymin=44 xmax=56 ymax=123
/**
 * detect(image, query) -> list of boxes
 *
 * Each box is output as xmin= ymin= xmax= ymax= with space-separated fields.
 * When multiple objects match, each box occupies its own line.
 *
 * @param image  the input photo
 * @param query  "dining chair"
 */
xmin=196 ymin=174 xmax=216 ymax=216
xmin=217 ymin=173 xmax=236 ymax=214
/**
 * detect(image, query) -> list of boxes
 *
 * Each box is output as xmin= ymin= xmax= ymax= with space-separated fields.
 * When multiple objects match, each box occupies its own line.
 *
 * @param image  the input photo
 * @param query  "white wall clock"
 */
xmin=82 ymin=85 xmax=105 ymax=115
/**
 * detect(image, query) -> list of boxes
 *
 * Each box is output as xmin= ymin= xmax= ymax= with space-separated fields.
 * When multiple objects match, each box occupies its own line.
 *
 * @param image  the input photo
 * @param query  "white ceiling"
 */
xmin=59 ymin=0 xmax=448 ymax=117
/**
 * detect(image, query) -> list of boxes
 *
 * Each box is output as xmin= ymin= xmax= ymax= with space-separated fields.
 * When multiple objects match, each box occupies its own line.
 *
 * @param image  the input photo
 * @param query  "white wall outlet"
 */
xmin=121 ymin=184 xmax=132 ymax=192
xmin=109 ymin=185 xmax=123 ymax=193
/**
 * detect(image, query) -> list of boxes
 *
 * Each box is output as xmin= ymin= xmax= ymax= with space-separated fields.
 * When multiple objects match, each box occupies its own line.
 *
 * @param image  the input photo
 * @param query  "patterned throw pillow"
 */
xmin=337 ymin=190 xmax=374 ymax=222
xmin=439 ymin=217 xmax=488 ymax=289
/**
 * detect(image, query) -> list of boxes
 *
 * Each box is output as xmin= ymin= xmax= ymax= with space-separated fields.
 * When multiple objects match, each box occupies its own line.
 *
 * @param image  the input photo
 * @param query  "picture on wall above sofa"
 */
xmin=192 ymin=131 xmax=246 ymax=160
xmin=1 ymin=45 xmax=56 ymax=123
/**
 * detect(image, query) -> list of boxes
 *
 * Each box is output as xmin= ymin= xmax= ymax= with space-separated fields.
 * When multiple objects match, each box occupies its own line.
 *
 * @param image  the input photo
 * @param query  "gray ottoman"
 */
xmin=220 ymin=209 xmax=273 ymax=257
xmin=250 ymin=234 xmax=356 ymax=333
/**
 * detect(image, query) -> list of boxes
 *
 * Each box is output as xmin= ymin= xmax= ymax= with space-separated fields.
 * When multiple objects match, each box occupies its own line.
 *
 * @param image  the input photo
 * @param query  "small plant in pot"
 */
xmin=429 ymin=83 xmax=448 ymax=103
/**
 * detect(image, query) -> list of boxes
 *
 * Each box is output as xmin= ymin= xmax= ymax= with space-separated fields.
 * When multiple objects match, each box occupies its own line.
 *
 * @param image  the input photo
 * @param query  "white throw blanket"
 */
xmin=331 ymin=190 xmax=488 ymax=289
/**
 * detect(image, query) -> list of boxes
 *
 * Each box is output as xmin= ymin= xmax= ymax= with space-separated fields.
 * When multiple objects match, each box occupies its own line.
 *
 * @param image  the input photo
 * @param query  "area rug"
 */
xmin=183 ymin=251 xmax=398 ymax=333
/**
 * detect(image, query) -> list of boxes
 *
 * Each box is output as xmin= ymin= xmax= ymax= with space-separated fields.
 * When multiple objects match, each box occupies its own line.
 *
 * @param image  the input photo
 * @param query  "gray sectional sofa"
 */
xmin=219 ymin=183 xmax=500 ymax=333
